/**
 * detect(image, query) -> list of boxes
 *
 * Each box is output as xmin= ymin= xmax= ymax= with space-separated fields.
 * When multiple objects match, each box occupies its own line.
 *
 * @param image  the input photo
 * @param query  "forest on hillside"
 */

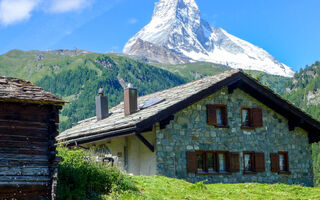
xmin=282 ymin=61 xmax=320 ymax=186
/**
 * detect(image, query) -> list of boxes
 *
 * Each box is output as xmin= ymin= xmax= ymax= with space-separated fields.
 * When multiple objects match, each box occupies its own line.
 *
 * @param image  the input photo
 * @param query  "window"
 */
xmin=243 ymin=152 xmax=265 ymax=174
xmin=197 ymin=153 xmax=205 ymax=173
xmin=279 ymin=154 xmax=285 ymax=171
xmin=216 ymin=107 xmax=223 ymax=126
xmin=207 ymin=104 xmax=228 ymax=127
xmin=244 ymin=153 xmax=253 ymax=171
xmin=207 ymin=152 xmax=216 ymax=173
xmin=241 ymin=108 xmax=263 ymax=128
xmin=241 ymin=108 xmax=251 ymax=127
xmin=243 ymin=152 xmax=255 ymax=173
xmin=187 ymin=151 xmax=239 ymax=174
xmin=218 ymin=153 xmax=226 ymax=171
xmin=278 ymin=152 xmax=289 ymax=173
xmin=270 ymin=152 xmax=289 ymax=173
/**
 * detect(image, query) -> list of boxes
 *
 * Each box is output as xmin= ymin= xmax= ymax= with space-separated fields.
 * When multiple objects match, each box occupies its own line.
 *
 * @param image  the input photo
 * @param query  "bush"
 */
xmin=56 ymin=147 xmax=137 ymax=200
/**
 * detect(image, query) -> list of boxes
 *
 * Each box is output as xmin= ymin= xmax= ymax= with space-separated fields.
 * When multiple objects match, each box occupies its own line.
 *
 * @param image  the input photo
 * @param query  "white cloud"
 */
xmin=47 ymin=0 xmax=94 ymax=13
xmin=128 ymin=18 xmax=138 ymax=24
xmin=0 ymin=0 xmax=40 ymax=25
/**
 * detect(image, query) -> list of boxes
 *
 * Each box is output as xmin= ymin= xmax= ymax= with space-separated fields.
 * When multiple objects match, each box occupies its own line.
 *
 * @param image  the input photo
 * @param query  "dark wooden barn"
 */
xmin=0 ymin=77 xmax=65 ymax=199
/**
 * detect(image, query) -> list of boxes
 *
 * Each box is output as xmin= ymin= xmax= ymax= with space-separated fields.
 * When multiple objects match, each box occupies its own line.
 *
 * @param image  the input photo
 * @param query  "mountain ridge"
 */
xmin=123 ymin=0 xmax=294 ymax=77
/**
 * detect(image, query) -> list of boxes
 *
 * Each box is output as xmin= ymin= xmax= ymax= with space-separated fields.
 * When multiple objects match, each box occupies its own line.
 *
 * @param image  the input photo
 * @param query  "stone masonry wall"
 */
xmin=156 ymin=88 xmax=314 ymax=186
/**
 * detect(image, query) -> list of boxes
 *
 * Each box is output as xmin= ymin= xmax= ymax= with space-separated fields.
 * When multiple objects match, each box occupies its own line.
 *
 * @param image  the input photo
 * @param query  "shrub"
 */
xmin=56 ymin=147 xmax=137 ymax=200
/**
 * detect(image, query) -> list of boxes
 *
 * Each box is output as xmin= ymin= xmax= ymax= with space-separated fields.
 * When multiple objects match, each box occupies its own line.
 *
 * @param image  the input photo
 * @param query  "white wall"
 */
xmin=85 ymin=129 xmax=156 ymax=175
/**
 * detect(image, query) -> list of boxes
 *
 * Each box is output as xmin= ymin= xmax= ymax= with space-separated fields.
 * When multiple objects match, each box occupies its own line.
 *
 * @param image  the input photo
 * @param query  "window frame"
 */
xmin=214 ymin=104 xmax=229 ymax=128
xmin=241 ymin=107 xmax=253 ymax=129
xmin=240 ymin=107 xmax=263 ymax=129
xmin=206 ymin=151 xmax=218 ymax=173
xmin=206 ymin=104 xmax=229 ymax=128
xmin=243 ymin=151 xmax=256 ymax=174
xmin=196 ymin=151 xmax=206 ymax=173
xmin=278 ymin=151 xmax=290 ymax=174
xmin=216 ymin=151 xmax=229 ymax=173
xmin=194 ymin=151 xmax=230 ymax=175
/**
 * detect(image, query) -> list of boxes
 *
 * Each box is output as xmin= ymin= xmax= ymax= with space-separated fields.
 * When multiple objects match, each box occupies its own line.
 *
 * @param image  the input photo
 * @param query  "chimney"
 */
xmin=124 ymin=83 xmax=138 ymax=116
xmin=96 ymin=86 xmax=109 ymax=120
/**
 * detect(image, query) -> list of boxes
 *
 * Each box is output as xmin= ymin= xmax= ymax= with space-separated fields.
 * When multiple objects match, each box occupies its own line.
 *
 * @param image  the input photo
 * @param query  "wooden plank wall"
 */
xmin=0 ymin=102 xmax=60 ymax=200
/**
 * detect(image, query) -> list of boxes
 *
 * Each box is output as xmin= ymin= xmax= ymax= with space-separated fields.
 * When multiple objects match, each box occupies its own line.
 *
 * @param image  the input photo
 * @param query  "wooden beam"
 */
xmin=228 ymin=82 xmax=239 ymax=94
xmin=136 ymin=134 xmax=154 ymax=152
xmin=160 ymin=115 xmax=174 ymax=129
xmin=288 ymin=119 xmax=304 ymax=131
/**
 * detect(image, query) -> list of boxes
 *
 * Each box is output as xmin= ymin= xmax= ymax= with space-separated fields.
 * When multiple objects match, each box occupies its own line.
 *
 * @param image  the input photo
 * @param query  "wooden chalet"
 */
xmin=0 ymin=77 xmax=65 ymax=199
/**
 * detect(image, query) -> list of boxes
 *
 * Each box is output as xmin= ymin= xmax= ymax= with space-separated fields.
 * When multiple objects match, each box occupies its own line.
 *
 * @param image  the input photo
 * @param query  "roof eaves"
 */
xmin=239 ymin=73 xmax=320 ymax=130
xmin=58 ymin=125 xmax=137 ymax=146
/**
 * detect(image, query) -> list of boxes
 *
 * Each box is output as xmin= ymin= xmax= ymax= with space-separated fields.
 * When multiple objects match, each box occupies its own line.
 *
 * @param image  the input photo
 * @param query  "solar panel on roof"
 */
xmin=139 ymin=98 xmax=165 ymax=110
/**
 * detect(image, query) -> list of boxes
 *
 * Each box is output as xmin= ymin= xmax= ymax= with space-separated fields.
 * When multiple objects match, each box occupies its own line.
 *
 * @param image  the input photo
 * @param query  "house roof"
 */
xmin=0 ymin=76 xmax=66 ymax=106
xmin=57 ymin=70 xmax=320 ymax=145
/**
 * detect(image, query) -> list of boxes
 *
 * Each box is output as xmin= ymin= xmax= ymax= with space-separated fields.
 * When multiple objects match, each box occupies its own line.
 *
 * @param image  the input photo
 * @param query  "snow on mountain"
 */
xmin=123 ymin=0 xmax=295 ymax=77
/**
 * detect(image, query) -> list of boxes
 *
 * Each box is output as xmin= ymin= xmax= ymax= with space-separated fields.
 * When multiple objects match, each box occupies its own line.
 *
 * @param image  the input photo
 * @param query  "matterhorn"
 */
xmin=123 ymin=0 xmax=294 ymax=77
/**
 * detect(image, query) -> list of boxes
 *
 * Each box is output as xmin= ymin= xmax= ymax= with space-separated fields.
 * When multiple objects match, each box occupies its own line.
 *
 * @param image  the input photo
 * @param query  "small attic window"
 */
xmin=140 ymin=98 xmax=165 ymax=110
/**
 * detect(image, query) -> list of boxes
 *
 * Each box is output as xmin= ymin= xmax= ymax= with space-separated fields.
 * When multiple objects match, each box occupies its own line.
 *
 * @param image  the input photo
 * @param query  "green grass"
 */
xmin=154 ymin=62 xmax=230 ymax=81
xmin=109 ymin=175 xmax=320 ymax=200
xmin=154 ymin=62 xmax=291 ymax=94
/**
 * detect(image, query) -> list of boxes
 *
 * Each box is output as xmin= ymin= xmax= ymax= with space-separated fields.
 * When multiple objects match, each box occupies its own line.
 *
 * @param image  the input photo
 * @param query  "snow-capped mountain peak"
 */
xmin=123 ymin=0 xmax=295 ymax=77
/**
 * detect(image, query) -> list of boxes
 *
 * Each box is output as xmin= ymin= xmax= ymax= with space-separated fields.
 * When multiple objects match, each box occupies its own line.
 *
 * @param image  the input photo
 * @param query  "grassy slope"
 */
xmin=155 ymin=62 xmax=291 ymax=94
xmin=110 ymin=176 xmax=320 ymax=200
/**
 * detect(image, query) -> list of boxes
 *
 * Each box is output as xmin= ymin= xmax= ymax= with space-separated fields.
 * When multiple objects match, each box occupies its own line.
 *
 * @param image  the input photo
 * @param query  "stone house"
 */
xmin=58 ymin=70 xmax=320 ymax=186
xmin=0 ymin=76 xmax=65 ymax=199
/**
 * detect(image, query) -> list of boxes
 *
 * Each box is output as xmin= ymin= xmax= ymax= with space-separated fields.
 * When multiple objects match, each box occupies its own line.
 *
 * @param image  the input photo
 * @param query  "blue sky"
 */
xmin=0 ymin=0 xmax=319 ymax=71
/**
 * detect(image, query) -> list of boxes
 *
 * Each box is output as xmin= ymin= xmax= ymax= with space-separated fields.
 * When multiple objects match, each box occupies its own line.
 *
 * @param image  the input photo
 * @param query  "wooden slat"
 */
xmin=206 ymin=104 xmax=217 ymax=125
xmin=0 ymin=135 xmax=48 ymax=142
xmin=186 ymin=151 xmax=197 ymax=173
xmin=0 ymin=125 xmax=48 ymax=131
xmin=0 ymin=160 xmax=50 ymax=168
xmin=0 ymin=113 xmax=49 ymax=123
xmin=254 ymin=152 xmax=265 ymax=172
xmin=0 ymin=141 xmax=48 ymax=148
xmin=0 ymin=146 xmax=48 ymax=154
xmin=0 ymin=103 xmax=49 ymax=113
xmin=0 ymin=167 xmax=50 ymax=176
xmin=252 ymin=108 xmax=263 ymax=127
xmin=0 ymin=153 xmax=48 ymax=161
xmin=0 ymin=175 xmax=51 ymax=182
xmin=229 ymin=152 xmax=240 ymax=172
xmin=270 ymin=153 xmax=280 ymax=172
xmin=0 ymin=184 xmax=50 ymax=199
xmin=0 ymin=119 xmax=48 ymax=128
xmin=0 ymin=129 xmax=48 ymax=137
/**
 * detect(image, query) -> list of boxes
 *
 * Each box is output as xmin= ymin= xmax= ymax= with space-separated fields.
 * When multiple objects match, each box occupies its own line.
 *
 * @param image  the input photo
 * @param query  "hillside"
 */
xmin=155 ymin=62 xmax=291 ymax=94
xmin=0 ymin=50 xmax=186 ymax=130
xmin=108 ymin=175 xmax=320 ymax=200
xmin=284 ymin=61 xmax=320 ymax=119
xmin=282 ymin=61 xmax=320 ymax=185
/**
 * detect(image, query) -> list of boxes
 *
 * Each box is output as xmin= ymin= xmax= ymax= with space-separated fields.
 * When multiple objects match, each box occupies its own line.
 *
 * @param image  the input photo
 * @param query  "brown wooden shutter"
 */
xmin=270 ymin=153 xmax=280 ymax=172
xmin=229 ymin=152 xmax=240 ymax=172
xmin=222 ymin=106 xmax=228 ymax=126
xmin=225 ymin=152 xmax=230 ymax=172
xmin=285 ymin=153 xmax=289 ymax=172
xmin=254 ymin=152 xmax=265 ymax=172
xmin=186 ymin=152 xmax=197 ymax=173
xmin=206 ymin=105 xmax=217 ymax=125
xmin=252 ymin=108 xmax=263 ymax=127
